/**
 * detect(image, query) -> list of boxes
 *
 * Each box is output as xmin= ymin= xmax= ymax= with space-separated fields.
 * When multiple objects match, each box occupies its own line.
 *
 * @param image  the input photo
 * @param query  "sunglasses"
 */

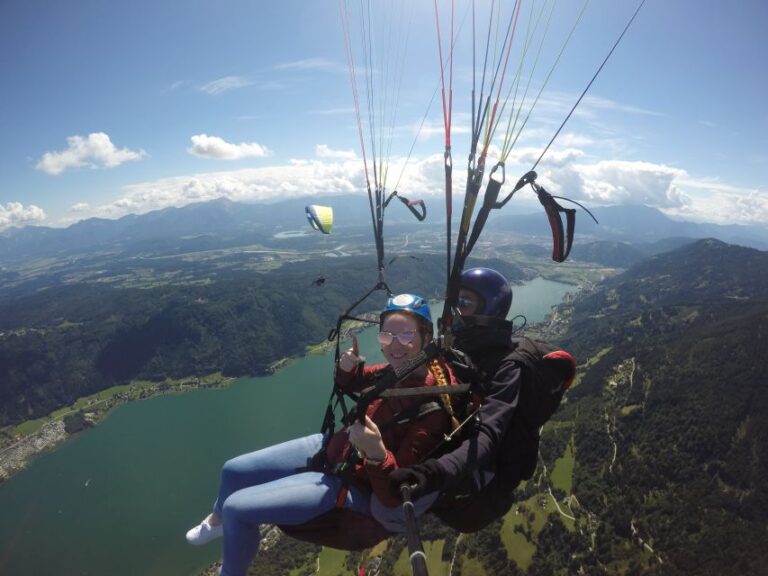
xmin=378 ymin=330 xmax=417 ymax=346
xmin=457 ymin=296 xmax=478 ymax=309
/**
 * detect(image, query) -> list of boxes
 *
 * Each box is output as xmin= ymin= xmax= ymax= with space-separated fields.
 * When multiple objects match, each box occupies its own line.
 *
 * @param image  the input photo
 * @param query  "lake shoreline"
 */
xmin=0 ymin=375 xmax=236 ymax=483
xmin=0 ymin=323 xmax=372 ymax=484
xmin=0 ymin=278 xmax=579 ymax=486
xmin=0 ymin=276 xmax=584 ymax=575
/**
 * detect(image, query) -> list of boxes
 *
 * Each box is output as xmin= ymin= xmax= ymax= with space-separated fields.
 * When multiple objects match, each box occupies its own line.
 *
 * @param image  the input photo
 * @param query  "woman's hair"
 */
xmin=415 ymin=316 xmax=434 ymax=343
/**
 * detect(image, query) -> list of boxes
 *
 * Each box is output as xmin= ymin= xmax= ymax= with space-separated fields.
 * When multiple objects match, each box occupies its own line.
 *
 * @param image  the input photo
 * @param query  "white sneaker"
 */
xmin=185 ymin=518 xmax=223 ymax=545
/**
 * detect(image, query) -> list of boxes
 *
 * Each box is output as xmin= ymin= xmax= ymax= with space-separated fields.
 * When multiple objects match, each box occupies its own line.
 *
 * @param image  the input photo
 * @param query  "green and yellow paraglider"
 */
xmin=305 ymin=205 xmax=333 ymax=235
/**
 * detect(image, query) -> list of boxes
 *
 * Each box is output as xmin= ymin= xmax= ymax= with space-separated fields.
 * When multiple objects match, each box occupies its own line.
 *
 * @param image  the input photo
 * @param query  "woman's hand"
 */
xmin=347 ymin=415 xmax=387 ymax=461
xmin=338 ymin=335 xmax=362 ymax=372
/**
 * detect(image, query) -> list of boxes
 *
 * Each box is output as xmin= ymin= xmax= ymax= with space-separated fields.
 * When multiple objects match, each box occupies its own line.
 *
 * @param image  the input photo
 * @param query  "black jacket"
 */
xmin=430 ymin=321 xmax=537 ymax=531
xmin=436 ymin=321 xmax=523 ymax=489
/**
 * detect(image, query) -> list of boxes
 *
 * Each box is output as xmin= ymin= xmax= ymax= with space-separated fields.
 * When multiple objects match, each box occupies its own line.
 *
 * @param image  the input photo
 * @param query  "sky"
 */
xmin=1 ymin=0 xmax=766 ymax=233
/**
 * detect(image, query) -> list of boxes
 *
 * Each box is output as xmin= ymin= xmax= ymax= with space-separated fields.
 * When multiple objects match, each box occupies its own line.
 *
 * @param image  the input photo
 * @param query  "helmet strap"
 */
xmin=454 ymin=314 xmax=511 ymax=331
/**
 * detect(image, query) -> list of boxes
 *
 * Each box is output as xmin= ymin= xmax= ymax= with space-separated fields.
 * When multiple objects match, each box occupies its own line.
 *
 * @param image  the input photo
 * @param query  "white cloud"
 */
xmin=310 ymin=107 xmax=356 ymax=116
xmin=60 ymin=135 xmax=768 ymax=228
xmin=163 ymin=80 xmax=190 ymax=93
xmin=529 ymin=93 xmax=660 ymax=127
xmin=493 ymin=92 xmax=658 ymax=153
xmin=275 ymin=58 xmax=346 ymax=73
xmin=0 ymin=202 xmax=46 ymax=232
xmin=315 ymin=144 xmax=356 ymax=160
xmin=731 ymin=191 xmax=768 ymax=225
xmin=188 ymin=134 xmax=272 ymax=160
xmin=555 ymin=132 xmax=595 ymax=148
xmin=416 ymin=117 xmax=473 ymax=142
xmin=92 ymin=161 xmax=364 ymax=219
xmin=667 ymin=176 xmax=768 ymax=225
xmin=36 ymin=133 xmax=146 ymax=175
xmin=79 ymin=153 xmax=691 ymax=223
xmin=494 ymin=154 xmax=768 ymax=227
xmin=504 ymin=146 xmax=586 ymax=169
xmin=75 ymin=152 xmax=449 ymax=222
xmin=198 ymin=75 xmax=253 ymax=95
xmin=579 ymin=94 xmax=663 ymax=117
xmin=70 ymin=202 xmax=91 ymax=213
xmin=568 ymin=160 xmax=688 ymax=208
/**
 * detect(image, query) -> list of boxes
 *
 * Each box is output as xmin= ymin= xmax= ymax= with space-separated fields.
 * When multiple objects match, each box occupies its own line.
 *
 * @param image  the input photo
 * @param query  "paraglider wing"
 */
xmin=305 ymin=205 xmax=334 ymax=234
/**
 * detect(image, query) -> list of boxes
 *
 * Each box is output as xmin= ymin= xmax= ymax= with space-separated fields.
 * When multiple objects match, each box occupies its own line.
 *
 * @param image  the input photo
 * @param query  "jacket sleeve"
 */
xmin=365 ymin=409 xmax=450 ymax=507
xmin=434 ymin=357 xmax=522 ymax=490
xmin=334 ymin=362 xmax=388 ymax=393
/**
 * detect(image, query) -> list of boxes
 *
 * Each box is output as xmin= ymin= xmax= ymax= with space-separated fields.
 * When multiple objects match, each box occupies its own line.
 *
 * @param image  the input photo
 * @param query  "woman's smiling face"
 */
xmin=379 ymin=312 xmax=424 ymax=371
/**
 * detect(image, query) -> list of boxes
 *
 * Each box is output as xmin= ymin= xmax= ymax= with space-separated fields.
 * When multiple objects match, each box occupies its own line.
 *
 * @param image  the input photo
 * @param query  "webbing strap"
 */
xmin=535 ymin=183 xmax=599 ymax=263
xmin=377 ymin=383 xmax=470 ymax=399
xmin=465 ymin=163 xmax=505 ymax=254
xmin=491 ymin=170 xmax=592 ymax=264
xmin=379 ymin=401 xmax=444 ymax=431
xmin=440 ymin=167 xmax=531 ymax=340
xmin=402 ymin=197 xmax=427 ymax=221
xmin=439 ymin=164 xmax=485 ymax=340
xmin=384 ymin=191 xmax=427 ymax=221
xmin=344 ymin=341 xmax=442 ymax=425
xmin=538 ymin=189 xmax=576 ymax=263
xmin=321 ymin=279 xmax=392 ymax=437
xmin=334 ymin=485 xmax=349 ymax=509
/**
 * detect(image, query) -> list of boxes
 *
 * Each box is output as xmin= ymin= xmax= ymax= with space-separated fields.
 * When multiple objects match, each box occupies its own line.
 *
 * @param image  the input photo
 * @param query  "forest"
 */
xmin=0 ymin=254 xmax=527 ymax=427
xmin=209 ymin=238 xmax=768 ymax=576
xmin=4 ymin=237 xmax=767 ymax=574
xmin=556 ymin=239 xmax=768 ymax=575
xmin=445 ymin=239 xmax=768 ymax=575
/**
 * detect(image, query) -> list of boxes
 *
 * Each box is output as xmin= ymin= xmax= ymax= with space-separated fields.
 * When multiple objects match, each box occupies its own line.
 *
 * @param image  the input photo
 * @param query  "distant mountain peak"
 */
xmin=491 ymin=202 xmax=768 ymax=250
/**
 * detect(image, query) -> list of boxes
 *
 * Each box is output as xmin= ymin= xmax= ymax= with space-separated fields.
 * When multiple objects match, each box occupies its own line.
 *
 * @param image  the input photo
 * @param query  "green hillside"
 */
xmin=214 ymin=239 xmax=768 ymax=576
xmin=0 ymin=254 xmax=527 ymax=428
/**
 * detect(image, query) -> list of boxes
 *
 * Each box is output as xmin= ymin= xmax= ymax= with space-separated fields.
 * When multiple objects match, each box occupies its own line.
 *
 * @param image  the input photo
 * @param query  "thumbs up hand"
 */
xmin=338 ymin=335 xmax=363 ymax=372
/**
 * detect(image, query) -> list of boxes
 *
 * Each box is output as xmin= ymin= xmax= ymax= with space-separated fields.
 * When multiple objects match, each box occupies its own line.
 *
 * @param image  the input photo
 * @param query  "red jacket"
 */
xmin=325 ymin=360 xmax=455 ymax=507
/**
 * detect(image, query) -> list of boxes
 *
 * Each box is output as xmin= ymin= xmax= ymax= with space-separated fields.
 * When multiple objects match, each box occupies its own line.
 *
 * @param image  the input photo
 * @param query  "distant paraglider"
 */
xmin=305 ymin=205 xmax=334 ymax=235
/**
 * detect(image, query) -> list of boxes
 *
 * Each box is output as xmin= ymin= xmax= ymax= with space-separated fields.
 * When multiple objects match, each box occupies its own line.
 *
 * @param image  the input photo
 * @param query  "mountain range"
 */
xmin=2 ymin=197 xmax=767 ymax=267
xmin=2 ymin=204 xmax=766 ymax=574
xmin=488 ymin=203 xmax=768 ymax=249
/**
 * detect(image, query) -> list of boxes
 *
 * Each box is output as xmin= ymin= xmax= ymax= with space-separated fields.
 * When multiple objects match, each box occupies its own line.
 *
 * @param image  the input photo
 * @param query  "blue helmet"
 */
xmin=459 ymin=267 xmax=512 ymax=318
xmin=381 ymin=293 xmax=433 ymax=325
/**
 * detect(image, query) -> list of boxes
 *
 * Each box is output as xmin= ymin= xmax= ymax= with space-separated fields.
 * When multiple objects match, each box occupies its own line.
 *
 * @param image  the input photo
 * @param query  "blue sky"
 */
xmin=1 ymin=0 xmax=766 ymax=232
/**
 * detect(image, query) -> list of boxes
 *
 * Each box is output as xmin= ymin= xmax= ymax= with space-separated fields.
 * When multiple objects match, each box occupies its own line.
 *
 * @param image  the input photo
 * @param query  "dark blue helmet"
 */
xmin=459 ymin=267 xmax=512 ymax=318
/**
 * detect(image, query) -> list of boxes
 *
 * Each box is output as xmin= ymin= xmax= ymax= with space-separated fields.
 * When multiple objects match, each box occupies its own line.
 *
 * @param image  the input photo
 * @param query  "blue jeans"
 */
xmin=215 ymin=433 xmax=372 ymax=576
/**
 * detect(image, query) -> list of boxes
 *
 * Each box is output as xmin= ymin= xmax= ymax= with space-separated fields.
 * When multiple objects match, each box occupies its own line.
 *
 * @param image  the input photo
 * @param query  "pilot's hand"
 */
xmin=388 ymin=459 xmax=445 ymax=501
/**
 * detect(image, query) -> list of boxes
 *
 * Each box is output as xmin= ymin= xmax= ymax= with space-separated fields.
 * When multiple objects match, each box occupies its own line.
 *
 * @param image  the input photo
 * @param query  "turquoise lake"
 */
xmin=0 ymin=277 xmax=575 ymax=576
